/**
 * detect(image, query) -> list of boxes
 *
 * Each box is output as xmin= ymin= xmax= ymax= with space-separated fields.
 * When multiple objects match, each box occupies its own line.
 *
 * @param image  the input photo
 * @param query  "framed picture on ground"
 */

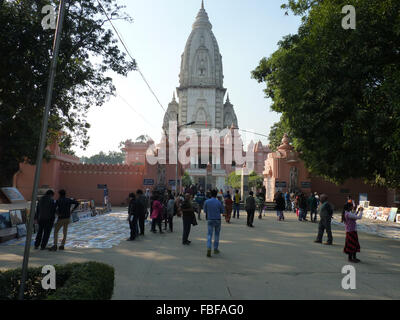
xmin=10 ymin=210 xmax=24 ymax=226
xmin=0 ymin=212 xmax=12 ymax=229
xmin=389 ymin=208 xmax=398 ymax=222
xmin=380 ymin=208 xmax=391 ymax=221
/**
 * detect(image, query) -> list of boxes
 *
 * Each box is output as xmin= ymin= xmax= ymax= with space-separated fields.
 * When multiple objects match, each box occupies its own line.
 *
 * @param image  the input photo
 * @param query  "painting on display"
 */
xmin=10 ymin=210 xmax=24 ymax=226
xmin=0 ymin=187 xmax=25 ymax=203
xmin=389 ymin=208 xmax=398 ymax=222
xmin=365 ymin=207 xmax=378 ymax=220
xmin=359 ymin=201 xmax=370 ymax=208
xmin=0 ymin=212 xmax=12 ymax=229
xmin=378 ymin=208 xmax=391 ymax=222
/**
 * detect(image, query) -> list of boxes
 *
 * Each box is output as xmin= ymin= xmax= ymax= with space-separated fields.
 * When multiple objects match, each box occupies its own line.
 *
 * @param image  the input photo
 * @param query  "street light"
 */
xmin=175 ymin=113 xmax=195 ymax=195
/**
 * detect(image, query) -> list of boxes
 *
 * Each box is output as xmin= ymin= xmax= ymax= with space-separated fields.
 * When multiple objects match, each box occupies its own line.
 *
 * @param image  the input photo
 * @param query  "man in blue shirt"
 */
xmin=203 ymin=189 xmax=224 ymax=258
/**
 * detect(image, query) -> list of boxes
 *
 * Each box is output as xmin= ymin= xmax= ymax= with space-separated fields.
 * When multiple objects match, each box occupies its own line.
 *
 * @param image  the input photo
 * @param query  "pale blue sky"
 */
xmin=73 ymin=0 xmax=302 ymax=157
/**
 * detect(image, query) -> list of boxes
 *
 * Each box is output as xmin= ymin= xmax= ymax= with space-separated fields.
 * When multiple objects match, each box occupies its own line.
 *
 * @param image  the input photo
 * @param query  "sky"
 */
xmin=73 ymin=0 xmax=302 ymax=157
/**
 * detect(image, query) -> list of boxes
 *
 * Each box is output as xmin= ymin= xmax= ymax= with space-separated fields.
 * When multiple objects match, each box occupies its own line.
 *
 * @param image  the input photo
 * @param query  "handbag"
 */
xmin=191 ymin=214 xmax=198 ymax=226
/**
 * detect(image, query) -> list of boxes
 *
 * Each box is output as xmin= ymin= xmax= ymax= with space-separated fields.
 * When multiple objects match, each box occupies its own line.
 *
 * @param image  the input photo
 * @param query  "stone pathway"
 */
xmin=0 ymin=211 xmax=134 ymax=249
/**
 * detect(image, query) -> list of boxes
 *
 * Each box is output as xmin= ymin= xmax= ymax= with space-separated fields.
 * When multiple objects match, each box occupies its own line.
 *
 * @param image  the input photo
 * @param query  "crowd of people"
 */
xmin=273 ymin=191 xmax=364 ymax=263
xmin=125 ymin=187 xmax=265 ymax=257
xmin=274 ymin=191 xmax=320 ymax=223
xmin=33 ymin=185 xmax=364 ymax=263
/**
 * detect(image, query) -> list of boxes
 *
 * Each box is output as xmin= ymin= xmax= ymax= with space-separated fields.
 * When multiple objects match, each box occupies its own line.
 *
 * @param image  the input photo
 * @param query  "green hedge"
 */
xmin=0 ymin=262 xmax=114 ymax=300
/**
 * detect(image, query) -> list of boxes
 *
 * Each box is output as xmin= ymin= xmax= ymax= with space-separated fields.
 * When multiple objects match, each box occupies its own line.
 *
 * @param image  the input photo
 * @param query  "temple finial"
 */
xmin=172 ymin=91 xmax=176 ymax=102
xmin=201 ymin=0 xmax=204 ymax=10
xmin=226 ymin=92 xmax=230 ymax=103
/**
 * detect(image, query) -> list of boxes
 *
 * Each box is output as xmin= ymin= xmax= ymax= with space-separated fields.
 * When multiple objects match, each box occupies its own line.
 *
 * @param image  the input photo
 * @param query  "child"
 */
xmin=342 ymin=203 xmax=363 ymax=263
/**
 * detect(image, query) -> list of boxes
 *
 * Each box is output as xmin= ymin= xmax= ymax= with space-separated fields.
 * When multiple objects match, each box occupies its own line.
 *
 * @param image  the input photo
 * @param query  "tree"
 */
xmin=80 ymin=151 xmax=125 ymax=165
xmin=252 ymin=0 xmax=400 ymax=188
xmin=182 ymin=172 xmax=192 ymax=188
xmin=0 ymin=0 xmax=136 ymax=186
xmin=135 ymin=135 xmax=152 ymax=143
xmin=249 ymin=172 xmax=264 ymax=190
xmin=225 ymin=171 xmax=241 ymax=190
xmin=268 ymin=117 xmax=291 ymax=151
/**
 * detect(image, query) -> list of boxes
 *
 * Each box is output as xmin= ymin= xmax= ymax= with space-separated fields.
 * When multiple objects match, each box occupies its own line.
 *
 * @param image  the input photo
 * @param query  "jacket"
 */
xmin=181 ymin=200 xmax=195 ymax=218
xmin=319 ymin=202 xmax=333 ymax=219
xmin=56 ymin=197 xmax=79 ymax=220
xmin=245 ymin=195 xmax=256 ymax=211
xmin=275 ymin=195 xmax=286 ymax=211
xmin=151 ymin=200 xmax=163 ymax=219
xmin=35 ymin=195 xmax=56 ymax=222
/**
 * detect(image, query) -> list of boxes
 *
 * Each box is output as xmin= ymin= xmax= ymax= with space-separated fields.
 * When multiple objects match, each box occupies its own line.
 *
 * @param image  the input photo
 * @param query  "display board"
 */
xmin=0 ymin=187 xmax=25 ymax=203
xmin=364 ymin=205 xmax=399 ymax=223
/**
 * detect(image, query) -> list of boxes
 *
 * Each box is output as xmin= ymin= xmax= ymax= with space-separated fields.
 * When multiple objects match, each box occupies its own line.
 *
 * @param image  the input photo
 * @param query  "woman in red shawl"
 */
xmin=151 ymin=194 xmax=164 ymax=234
xmin=224 ymin=193 xmax=233 ymax=223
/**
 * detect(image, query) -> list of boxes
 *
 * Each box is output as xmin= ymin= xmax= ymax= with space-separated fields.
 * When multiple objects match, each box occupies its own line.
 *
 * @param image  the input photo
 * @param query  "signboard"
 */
xmin=143 ymin=179 xmax=155 ymax=186
xmin=359 ymin=193 xmax=368 ymax=203
xmin=275 ymin=181 xmax=287 ymax=188
xmin=301 ymin=182 xmax=311 ymax=189
xmin=169 ymin=180 xmax=180 ymax=186
xmin=1 ymin=187 xmax=25 ymax=203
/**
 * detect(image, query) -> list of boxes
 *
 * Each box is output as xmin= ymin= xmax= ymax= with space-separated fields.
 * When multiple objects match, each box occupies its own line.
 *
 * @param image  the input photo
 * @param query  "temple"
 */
xmin=4 ymin=2 xmax=399 ymax=210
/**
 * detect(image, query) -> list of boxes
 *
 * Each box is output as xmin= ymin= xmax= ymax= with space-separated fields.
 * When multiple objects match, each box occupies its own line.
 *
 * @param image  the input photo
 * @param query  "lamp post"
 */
xmin=18 ymin=0 xmax=67 ymax=300
xmin=175 ymin=113 xmax=195 ymax=194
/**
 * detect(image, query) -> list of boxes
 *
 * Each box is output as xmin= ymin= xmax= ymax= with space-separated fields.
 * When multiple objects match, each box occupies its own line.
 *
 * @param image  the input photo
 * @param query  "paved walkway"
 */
xmin=1 ymin=210 xmax=400 ymax=300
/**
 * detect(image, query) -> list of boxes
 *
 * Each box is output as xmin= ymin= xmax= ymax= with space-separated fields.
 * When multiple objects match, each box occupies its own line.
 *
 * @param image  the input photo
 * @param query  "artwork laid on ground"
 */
xmin=0 ymin=212 xmax=12 ymax=229
xmin=10 ymin=210 xmax=24 ymax=226
xmin=1 ymin=212 xmax=131 ymax=249
xmin=363 ymin=206 xmax=399 ymax=222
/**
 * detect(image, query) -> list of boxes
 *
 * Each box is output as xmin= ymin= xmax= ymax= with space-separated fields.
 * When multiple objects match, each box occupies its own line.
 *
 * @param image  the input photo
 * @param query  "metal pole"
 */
xmin=18 ymin=0 xmax=67 ymax=300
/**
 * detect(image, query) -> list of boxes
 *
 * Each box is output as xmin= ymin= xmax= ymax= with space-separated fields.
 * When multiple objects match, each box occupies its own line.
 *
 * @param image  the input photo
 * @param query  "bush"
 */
xmin=0 ymin=262 xmax=114 ymax=300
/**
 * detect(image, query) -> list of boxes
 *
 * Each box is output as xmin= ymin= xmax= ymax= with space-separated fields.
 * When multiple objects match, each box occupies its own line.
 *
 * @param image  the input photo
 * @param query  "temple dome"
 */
xmin=179 ymin=1 xmax=224 ymax=88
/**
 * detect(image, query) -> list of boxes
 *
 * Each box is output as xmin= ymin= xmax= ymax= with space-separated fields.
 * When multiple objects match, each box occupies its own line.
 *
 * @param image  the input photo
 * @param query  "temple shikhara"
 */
xmin=5 ymin=2 xmax=399 ymax=210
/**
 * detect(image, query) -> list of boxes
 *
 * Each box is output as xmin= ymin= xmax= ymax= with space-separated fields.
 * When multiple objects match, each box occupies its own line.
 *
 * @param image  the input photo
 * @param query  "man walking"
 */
xmin=34 ymin=190 xmax=56 ymax=250
xmin=245 ymin=191 xmax=256 ymax=228
xmin=314 ymin=194 xmax=334 ymax=245
xmin=204 ymin=190 xmax=224 ymax=257
xmin=136 ymin=189 xmax=147 ymax=235
xmin=233 ymin=189 xmax=241 ymax=219
xmin=127 ymin=193 xmax=138 ymax=241
xmin=181 ymin=194 xmax=195 ymax=245
xmin=299 ymin=193 xmax=308 ymax=221
xmin=285 ymin=191 xmax=291 ymax=211
xmin=308 ymin=193 xmax=318 ymax=222
xmin=49 ymin=190 xmax=79 ymax=251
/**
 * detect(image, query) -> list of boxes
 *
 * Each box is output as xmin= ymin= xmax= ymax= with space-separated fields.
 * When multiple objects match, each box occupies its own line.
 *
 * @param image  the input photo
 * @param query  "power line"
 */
xmin=96 ymin=0 xmax=169 ymax=120
xmin=117 ymin=94 xmax=157 ymax=128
